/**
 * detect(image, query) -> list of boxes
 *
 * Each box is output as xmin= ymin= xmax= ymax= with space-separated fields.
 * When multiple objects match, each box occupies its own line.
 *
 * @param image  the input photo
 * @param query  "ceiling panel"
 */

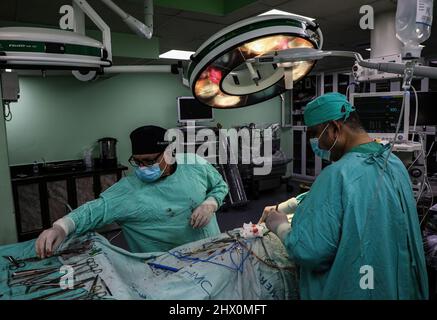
xmin=175 ymin=2 xmax=271 ymax=26
xmin=0 ymin=0 xmax=17 ymax=21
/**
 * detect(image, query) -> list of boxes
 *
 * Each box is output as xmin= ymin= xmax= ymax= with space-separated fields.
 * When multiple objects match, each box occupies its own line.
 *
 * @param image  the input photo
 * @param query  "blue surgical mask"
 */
xmin=135 ymin=164 xmax=162 ymax=183
xmin=135 ymin=156 xmax=167 ymax=183
xmin=310 ymin=138 xmax=331 ymax=161
xmin=310 ymin=123 xmax=338 ymax=161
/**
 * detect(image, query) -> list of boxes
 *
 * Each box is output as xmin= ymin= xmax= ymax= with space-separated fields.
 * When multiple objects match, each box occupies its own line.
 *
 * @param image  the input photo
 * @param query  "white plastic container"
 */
xmin=396 ymin=0 xmax=434 ymax=58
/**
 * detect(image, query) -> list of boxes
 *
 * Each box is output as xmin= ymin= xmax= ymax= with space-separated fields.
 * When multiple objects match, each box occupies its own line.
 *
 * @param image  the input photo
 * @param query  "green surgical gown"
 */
xmin=67 ymin=153 xmax=229 ymax=253
xmin=285 ymin=142 xmax=429 ymax=299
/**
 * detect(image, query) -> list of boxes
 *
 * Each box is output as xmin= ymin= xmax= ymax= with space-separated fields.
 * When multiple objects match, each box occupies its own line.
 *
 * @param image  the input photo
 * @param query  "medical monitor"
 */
xmin=350 ymin=92 xmax=410 ymax=141
xmin=177 ymin=96 xmax=214 ymax=123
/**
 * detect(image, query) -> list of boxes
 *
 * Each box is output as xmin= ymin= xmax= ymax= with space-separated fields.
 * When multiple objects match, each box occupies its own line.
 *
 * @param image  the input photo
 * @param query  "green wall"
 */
xmin=0 ymin=88 xmax=18 ymax=245
xmin=6 ymin=74 xmax=292 ymax=173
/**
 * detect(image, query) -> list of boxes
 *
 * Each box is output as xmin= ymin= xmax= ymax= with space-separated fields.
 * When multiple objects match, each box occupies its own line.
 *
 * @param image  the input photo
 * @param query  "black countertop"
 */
xmin=10 ymin=160 xmax=128 ymax=182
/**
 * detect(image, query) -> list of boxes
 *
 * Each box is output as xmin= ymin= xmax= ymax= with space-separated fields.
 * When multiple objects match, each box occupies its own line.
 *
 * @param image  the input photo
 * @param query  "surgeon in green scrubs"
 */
xmin=262 ymin=93 xmax=428 ymax=300
xmin=36 ymin=125 xmax=229 ymax=256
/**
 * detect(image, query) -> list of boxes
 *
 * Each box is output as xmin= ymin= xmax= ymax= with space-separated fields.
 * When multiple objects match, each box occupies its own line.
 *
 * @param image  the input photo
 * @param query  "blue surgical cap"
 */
xmin=304 ymin=93 xmax=356 ymax=127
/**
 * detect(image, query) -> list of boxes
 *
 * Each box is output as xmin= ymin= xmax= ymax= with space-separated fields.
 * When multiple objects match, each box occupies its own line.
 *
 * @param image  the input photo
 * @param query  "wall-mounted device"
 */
xmin=0 ymin=71 xmax=20 ymax=102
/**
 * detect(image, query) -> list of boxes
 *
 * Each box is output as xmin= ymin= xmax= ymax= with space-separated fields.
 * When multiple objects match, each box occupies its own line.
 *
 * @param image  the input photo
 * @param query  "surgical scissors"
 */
xmin=31 ymin=284 xmax=85 ymax=300
xmin=28 ymin=276 xmax=96 ymax=294
xmin=72 ymin=257 xmax=103 ymax=276
xmin=10 ymin=267 xmax=61 ymax=287
xmin=85 ymin=276 xmax=107 ymax=300
xmin=12 ymin=266 xmax=59 ymax=278
xmin=14 ymin=258 xmax=101 ymax=289
xmin=4 ymin=245 xmax=89 ymax=271
xmin=3 ymin=256 xmax=26 ymax=270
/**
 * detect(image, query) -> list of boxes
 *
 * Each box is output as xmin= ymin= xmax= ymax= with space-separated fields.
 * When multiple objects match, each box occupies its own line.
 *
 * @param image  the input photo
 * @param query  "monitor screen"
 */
xmin=178 ymin=97 xmax=213 ymax=122
xmin=352 ymin=94 xmax=404 ymax=133
xmin=410 ymin=91 xmax=437 ymax=126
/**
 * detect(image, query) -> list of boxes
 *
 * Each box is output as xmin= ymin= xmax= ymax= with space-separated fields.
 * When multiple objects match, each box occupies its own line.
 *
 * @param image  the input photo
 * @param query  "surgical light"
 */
xmin=0 ymin=0 xmax=156 ymax=80
xmin=0 ymin=27 xmax=110 ymax=71
xmin=188 ymin=14 xmax=323 ymax=109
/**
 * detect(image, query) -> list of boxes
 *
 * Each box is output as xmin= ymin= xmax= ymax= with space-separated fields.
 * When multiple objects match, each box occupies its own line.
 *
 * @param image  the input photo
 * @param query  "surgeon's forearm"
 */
xmin=65 ymin=198 xmax=110 ymax=235
xmin=277 ymin=192 xmax=309 ymax=215
xmin=52 ymin=203 xmax=95 ymax=236
xmin=206 ymin=180 xmax=229 ymax=208
xmin=204 ymin=163 xmax=230 ymax=208
xmin=53 ymin=216 xmax=76 ymax=236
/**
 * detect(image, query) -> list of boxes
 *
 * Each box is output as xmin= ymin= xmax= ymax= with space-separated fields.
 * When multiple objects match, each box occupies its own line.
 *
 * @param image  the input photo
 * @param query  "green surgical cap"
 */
xmin=304 ymin=92 xmax=356 ymax=127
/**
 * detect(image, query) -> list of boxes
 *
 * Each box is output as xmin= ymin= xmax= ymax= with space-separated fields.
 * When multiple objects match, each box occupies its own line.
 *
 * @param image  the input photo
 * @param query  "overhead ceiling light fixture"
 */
xmin=258 ymin=9 xmax=315 ymax=21
xmin=365 ymin=48 xmax=372 ymax=51
xmin=5 ymin=69 xmax=12 ymax=72
xmin=159 ymin=50 xmax=195 ymax=60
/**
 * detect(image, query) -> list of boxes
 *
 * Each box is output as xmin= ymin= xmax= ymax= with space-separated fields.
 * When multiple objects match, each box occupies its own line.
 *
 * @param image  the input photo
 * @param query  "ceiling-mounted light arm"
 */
xmin=356 ymin=57 xmax=437 ymax=80
xmin=100 ymin=0 xmax=153 ymax=39
xmin=73 ymin=0 xmax=112 ymax=61
xmin=72 ymin=0 xmax=86 ymax=35
xmin=250 ymin=47 xmax=437 ymax=80
xmin=105 ymin=65 xmax=175 ymax=73
xmin=342 ymin=51 xmax=437 ymax=80
xmin=247 ymin=48 xmax=353 ymax=65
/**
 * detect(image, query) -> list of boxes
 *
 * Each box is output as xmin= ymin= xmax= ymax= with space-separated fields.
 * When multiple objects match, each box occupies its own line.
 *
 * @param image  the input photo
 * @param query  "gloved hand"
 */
xmin=35 ymin=224 xmax=67 ymax=259
xmin=258 ymin=198 xmax=299 ymax=225
xmin=264 ymin=210 xmax=291 ymax=243
xmin=191 ymin=197 xmax=218 ymax=229
xmin=258 ymin=205 xmax=277 ymax=224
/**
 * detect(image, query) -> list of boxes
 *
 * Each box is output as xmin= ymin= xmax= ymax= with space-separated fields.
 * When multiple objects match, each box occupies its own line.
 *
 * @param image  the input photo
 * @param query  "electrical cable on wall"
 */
xmin=3 ymin=102 xmax=12 ymax=121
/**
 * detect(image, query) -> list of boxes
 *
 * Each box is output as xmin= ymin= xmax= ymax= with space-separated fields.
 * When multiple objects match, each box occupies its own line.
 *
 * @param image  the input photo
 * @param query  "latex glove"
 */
xmin=35 ymin=224 xmax=67 ymax=259
xmin=258 ymin=197 xmax=299 ymax=224
xmin=264 ymin=210 xmax=291 ymax=242
xmin=277 ymin=197 xmax=299 ymax=214
xmin=191 ymin=197 xmax=218 ymax=229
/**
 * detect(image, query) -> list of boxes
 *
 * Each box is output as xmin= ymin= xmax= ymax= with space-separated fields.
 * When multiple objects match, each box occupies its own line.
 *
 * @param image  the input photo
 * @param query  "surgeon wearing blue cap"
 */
xmin=261 ymin=93 xmax=428 ymax=300
xmin=36 ymin=125 xmax=229 ymax=257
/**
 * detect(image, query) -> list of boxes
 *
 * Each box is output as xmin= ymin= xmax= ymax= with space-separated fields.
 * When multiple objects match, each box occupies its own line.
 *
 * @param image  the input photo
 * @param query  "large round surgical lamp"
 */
xmin=188 ymin=14 xmax=323 ymax=109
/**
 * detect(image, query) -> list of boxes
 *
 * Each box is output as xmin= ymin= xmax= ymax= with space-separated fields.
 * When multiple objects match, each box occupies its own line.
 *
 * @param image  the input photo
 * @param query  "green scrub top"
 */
xmin=284 ymin=142 xmax=429 ymax=299
xmin=67 ymin=153 xmax=229 ymax=253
